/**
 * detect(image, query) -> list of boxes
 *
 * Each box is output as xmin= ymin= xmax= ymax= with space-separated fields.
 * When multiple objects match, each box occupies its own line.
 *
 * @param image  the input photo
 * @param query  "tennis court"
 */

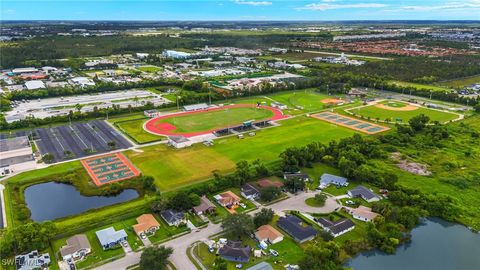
xmin=312 ymin=112 xmax=390 ymax=134
xmin=81 ymin=153 xmax=141 ymax=186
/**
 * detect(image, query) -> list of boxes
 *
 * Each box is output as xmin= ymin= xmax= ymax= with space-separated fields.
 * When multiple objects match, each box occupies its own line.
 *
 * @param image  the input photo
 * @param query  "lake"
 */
xmin=347 ymin=218 xmax=480 ymax=270
xmin=24 ymin=182 xmax=139 ymax=222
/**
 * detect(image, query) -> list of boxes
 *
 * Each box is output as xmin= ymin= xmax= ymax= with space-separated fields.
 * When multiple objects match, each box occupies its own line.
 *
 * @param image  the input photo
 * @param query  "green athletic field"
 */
xmin=267 ymin=89 xmax=334 ymax=113
xmin=155 ymin=107 xmax=274 ymax=133
xmin=390 ymin=80 xmax=454 ymax=93
xmin=136 ymin=65 xmax=162 ymax=73
xmin=129 ymin=115 xmax=356 ymax=191
xmin=350 ymin=101 xmax=459 ymax=123
xmin=108 ymin=114 xmax=162 ymax=144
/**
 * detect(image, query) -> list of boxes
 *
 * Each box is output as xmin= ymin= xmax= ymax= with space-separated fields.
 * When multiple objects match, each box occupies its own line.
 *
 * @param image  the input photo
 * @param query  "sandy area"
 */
xmin=375 ymin=103 xmax=419 ymax=111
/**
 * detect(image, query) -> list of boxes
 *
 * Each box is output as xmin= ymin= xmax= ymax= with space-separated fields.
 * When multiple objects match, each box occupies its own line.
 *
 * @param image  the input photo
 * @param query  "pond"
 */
xmin=347 ymin=218 xmax=480 ymax=270
xmin=24 ymin=182 xmax=139 ymax=222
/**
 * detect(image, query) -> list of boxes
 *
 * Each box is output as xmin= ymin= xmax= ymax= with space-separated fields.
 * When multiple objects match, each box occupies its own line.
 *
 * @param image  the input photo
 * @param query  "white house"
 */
xmin=345 ymin=206 xmax=379 ymax=222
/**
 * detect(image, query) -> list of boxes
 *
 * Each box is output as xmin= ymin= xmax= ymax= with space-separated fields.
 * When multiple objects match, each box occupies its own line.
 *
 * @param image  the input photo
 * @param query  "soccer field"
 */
xmin=349 ymin=101 xmax=459 ymax=123
xmin=268 ymin=90 xmax=335 ymax=113
xmin=145 ymin=104 xmax=285 ymax=137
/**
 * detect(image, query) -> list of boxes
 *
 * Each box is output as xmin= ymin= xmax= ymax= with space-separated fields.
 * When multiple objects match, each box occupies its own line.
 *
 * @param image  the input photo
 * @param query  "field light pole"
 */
xmin=430 ymin=90 xmax=433 ymax=100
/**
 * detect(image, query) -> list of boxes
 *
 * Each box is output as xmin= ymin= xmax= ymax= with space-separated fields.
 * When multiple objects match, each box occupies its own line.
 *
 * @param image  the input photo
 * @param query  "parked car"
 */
xmin=239 ymin=203 xmax=247 ymax=209
xmin=121 ymin=241 xmax=128 ymax=247
xmin=235 ymin=264 xmax=243 ymax=268
xmin=140 ymin=233 xmax=147 ymax=239
xmin=269 ymin=249 xmax=279 ymax=257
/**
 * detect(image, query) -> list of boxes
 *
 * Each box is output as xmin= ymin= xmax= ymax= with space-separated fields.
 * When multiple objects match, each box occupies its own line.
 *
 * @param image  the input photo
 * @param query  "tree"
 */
xmin=474 ymin=103 xmax=480 ymax=113
xmin=142 ymin=176 xmax=156 ymax=191
xmin=253 ymin=208 xmax=274 ymax=228
xmin=259 ymin=186 xmax=281 ymax=202
xmin=313 ymin=193 xmax=327 ymax=207
xmin=107 ymin=141 xmax=116 ymax=149
xmin=284 ymin=176 xmax=306 ymax=193
xmin=221 ymin=213 xmax=254 ymax=238
xmin=409 ymin=114 xmax=430 ymax=132
xmin=299 ymin=241 xmax=343 ymax=270
xmin=236 ymin=160 xmax=252 ymax=184
xmin=167 ymin=191 xmax=197 ymax=211
xmin=212 ymin=257 xmax=228 ymax=270
xmin=139 ymin=246 xmax=173 ymax=270
xmin=42 ymin=153 xmax=55 ymax=163
xmin=0 ymin=222 xmax=57 ymax=257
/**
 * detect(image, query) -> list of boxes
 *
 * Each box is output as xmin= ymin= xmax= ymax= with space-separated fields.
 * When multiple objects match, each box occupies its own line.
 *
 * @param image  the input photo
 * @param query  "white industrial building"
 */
xmin=0 ymin=136 xmax=36 ymax=176
xmin=24 ymin=80 xmax=46 ymax=90
xmin=163 ymin=50 xmax=192 ymax=59
xmin=70 ymin=77 xmax=96 ymax=87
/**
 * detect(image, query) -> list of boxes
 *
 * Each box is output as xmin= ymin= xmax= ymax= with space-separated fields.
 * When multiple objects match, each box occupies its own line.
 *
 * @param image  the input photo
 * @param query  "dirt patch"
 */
xmin=390 ymin=152 xmax=431 ymax=176
xmin=375 ymin=103 xmax=419 ymax=111
xmin=321 ymin=98 xmax=344 ymax=105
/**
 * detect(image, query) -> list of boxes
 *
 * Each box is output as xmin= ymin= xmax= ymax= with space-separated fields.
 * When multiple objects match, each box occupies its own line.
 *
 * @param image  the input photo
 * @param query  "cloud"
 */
xmin=299 ymin=2 xmax=387 ymax=11
xmin=402 ymin=1 xmax=480 ymax=11
xmin=233 ymin=0 xmax=272 ymax=6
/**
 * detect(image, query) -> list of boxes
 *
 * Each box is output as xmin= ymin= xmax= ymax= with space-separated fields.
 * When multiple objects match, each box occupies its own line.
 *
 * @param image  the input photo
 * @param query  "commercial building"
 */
xmin=0 ymin=136 xmax=36 ymax=176
xmin=24 ymin=80 xmax=46 ymax=90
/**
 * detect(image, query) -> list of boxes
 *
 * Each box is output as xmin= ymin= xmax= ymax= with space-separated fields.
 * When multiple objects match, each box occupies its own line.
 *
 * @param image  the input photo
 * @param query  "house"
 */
xmin=257 ymin=179 xmax=284 ymax=188
xmin=255 ymin=225 xmax=284 ymax=244
xmin=319 ymin=173 xmax=349 ymax=189
xmin=316 ymin=217 xmax=355 ymax=238
xmin=59 ymin=234 xmax=91 ymax=261
xmin=345 ymin=205 xmax=379 ymax=222
xmin=193 ymin=195 xmax=216 ymax=215
xmin=247 ymin=262 xmax=274 ymax=270
xmin=133 ymin=214 xmax=160 ymax=236
xmin=218 ymin=240 xmax=251 ymax=263
xmin=24 ymin=80 xmax=46 ymax=90
xmin=15 ymin=250 xmax=50 ymax=270
xmin=277 ymin=215 xmax=317 ymax=243
xmin=95 ymin=227 xmax=128 ymax=250
xmin=241 ymin=183 xmax=260 ymax=200
xmin=160 ymin=209 xmax=185 ymax=227
xmin=283 ymin=172 xmax=309 ymax=182
xmin=347 ymin=185 xmax=380 ymax=202
xmin=168 ymin=136 xmax=193 ymax=149
xmin=214 ymin=191 xmax=241 ymax=207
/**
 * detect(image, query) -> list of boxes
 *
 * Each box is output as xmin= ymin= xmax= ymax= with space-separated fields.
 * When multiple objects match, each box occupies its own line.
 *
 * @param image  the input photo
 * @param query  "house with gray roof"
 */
xmin=95 ymin=227 xmax=127 ymax=250
xmin=241 ymin=183 xmax=260 ymax=200
xmin=218 ymin=240 xmax=251 ymax=263
xmin=15 ymin=250 xmax=50 ymax=270
xmin=277 ymin=215 xmax=317 ymax=243
xmin=247 ymin=262 xmax=274 ymax=270
xmin=347 ymin=185 xmax=380 ymax=202
xmin=315 ymin=217 xmax=355 ymax=238
xmin=160 ymin=209 xmax=186 ymax=227
xmin=60 ymin=234 xmax=91 ymax=261
xmin=319 ymin=173 xmax=349 ymax=189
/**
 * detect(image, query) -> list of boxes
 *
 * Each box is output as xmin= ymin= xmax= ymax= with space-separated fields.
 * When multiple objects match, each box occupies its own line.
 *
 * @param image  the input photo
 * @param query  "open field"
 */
xmin=113 ymin=117 xmax=163 ymax=144
xmin=267 ymin=89 xmax=338 ymax=114
xmin=438 ymin=75 xmax=480 ymax=88
xmin=390 ymin=80 xmax=454 ymax=93
xmin=348 ymin=101 xmax=459 ymax=123
xmin=136 ymin=65 xmax=162 ymax=73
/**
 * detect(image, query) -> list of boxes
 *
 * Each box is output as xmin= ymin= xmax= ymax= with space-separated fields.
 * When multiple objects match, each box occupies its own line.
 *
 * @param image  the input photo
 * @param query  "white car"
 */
xmin=269 ymin=249 xmax=279 ymax=257
xmin=239 ymin=203 xmax=247 ymax=209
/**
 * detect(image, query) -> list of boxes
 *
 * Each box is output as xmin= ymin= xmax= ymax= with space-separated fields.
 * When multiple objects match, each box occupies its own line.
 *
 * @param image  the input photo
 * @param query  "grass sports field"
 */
xmin=349 ymin=101 xmax=459 ymax=123
xmin=132 ymin=115 xmax=356 ymax=190
xmin=145 ymin=104 xmax=285 ymax=137
xmin=267 ymin=89 xmax=336 ymax=114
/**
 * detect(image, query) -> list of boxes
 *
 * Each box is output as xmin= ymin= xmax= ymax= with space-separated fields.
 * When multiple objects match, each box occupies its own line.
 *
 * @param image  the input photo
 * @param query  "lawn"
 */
xmin=50 ymin=217 xmax=145 ymax=269
xmin=136 ymin=65 xmax=162 ymax=73
xmin=438 ymin=75 xmax=480 ymax=88
xmin=113 ymin=118 xmax=163 ymax=144
xmin=390 ymin=80 xmax=454 ymax=93
xmin=125 ymin=144 xmax=236 ymax=191
xmin=153 ymin=107 xmax=274 ymax=133
xmin=267 ymin=89 xmax=333 ymax=114
xmin=348 ymin=101 xmax=459 ymax=123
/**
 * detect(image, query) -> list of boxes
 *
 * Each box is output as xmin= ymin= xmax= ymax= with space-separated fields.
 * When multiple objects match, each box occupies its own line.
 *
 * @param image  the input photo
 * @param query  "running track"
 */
xmin=144 ymin=104 xmax=288 ymax=137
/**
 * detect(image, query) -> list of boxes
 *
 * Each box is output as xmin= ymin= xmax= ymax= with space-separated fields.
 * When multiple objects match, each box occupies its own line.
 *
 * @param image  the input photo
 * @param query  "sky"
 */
xmin=1 ymin=0 xmax=480 ymax=21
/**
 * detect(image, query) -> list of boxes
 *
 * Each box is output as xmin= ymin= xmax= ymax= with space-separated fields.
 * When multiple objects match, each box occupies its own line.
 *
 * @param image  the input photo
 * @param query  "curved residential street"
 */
xmin=94 ymin=190 xmax=340 ymax=270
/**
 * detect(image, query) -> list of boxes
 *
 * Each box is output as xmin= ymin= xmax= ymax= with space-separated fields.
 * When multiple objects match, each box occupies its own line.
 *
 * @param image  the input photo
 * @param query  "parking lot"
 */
xmin=35 ymin=120 xmax=133 ymax=162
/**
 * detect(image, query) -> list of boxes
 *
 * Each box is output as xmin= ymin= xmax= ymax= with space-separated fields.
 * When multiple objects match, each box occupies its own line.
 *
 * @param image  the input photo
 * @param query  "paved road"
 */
xmin=95 ymin=191 xmax=340 ymax=270
xmin=303 ymin=50 xmax=392 ymax=60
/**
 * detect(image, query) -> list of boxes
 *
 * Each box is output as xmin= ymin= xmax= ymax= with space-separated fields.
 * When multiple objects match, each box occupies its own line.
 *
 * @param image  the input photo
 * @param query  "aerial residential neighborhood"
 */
xmin=1 ymin=1 xmax=480 ymax=270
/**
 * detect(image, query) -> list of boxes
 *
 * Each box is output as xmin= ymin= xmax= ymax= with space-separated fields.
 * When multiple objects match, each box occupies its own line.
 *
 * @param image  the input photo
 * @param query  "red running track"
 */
xmin=144 ymin=104 xmax=288 ymax=138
